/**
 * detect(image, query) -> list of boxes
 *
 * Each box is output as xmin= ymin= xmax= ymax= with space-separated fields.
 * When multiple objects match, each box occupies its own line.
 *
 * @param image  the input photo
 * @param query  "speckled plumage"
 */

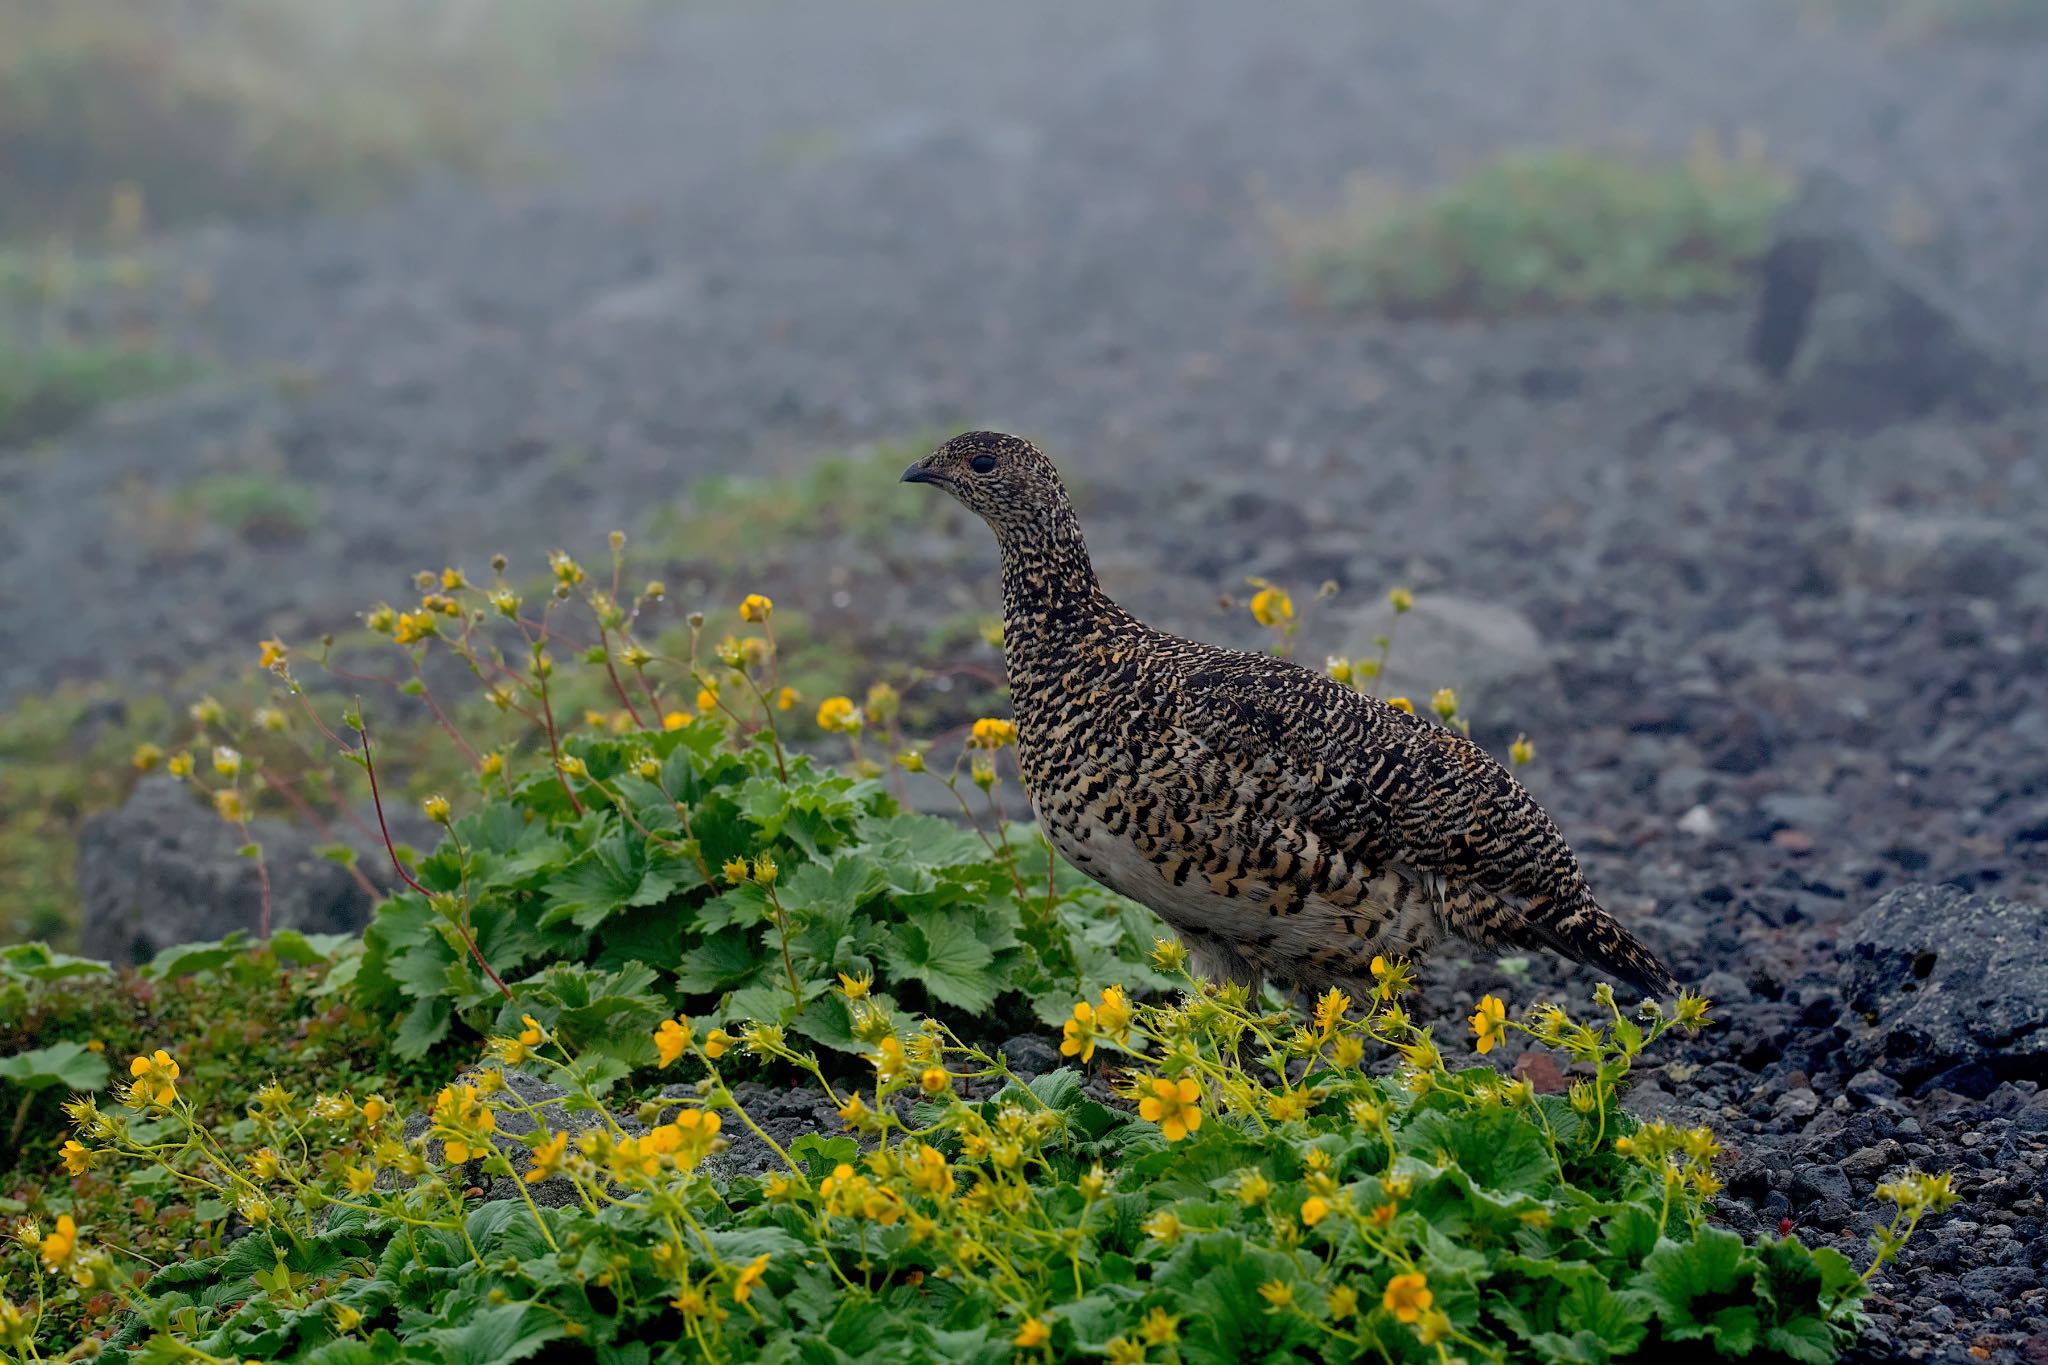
xmin=903 ymin=432 xmax=1680 ymax=1000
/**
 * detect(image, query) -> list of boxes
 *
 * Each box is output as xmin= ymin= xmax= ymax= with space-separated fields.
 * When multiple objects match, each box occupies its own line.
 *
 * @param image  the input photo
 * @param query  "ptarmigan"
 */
xmin=903 ymin=430 xmax=1680 ymax=1000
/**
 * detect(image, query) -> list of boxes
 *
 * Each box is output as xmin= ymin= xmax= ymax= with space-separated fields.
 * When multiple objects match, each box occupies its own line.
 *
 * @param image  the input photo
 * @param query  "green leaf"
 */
xmin=1635 ymin=1226 xmax=1753 ymax=1339
xmin=676 ymin=930 xmax=766 ymax=994
xmin=143 ymin=934 xmax=250 ymax=981
xmin=0 ymin=1040 xmax=110 ymax=1092
xmin=1764 ymin=1318 xmax=1840 ymax=1364
xmin=422 ymin=1302 xmax=565 ymax=1365
xmin=0 ymin=942 xmax=110 ymax=981
xmin=883 ymin=910 xmax=998 ymax=1012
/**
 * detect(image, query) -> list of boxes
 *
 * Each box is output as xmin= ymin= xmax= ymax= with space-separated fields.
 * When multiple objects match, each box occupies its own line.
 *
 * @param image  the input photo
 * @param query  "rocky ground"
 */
xmin=6 ymin=1 xmax=2047 ymax=1360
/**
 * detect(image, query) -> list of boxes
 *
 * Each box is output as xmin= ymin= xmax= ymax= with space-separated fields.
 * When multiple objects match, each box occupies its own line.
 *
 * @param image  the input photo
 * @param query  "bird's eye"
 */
xmin=968 ymin=453 xmax=998 ymax=474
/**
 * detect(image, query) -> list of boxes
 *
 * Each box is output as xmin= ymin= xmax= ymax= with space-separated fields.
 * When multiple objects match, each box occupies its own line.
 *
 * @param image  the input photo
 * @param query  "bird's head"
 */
xmin=900 ymin=431 xmax=1071 ymax=536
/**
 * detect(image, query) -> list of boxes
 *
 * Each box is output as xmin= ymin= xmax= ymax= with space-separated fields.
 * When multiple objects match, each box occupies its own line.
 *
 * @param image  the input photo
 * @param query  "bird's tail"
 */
xmin=1519 ymin=895 xmax=1681 ymax=1000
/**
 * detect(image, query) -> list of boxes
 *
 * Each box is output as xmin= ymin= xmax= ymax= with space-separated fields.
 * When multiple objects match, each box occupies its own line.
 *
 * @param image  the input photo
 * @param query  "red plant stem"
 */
xmin=358 ymin=714 xmax=511 ymax=1001
xmin=259 ymin=771 xmax=380 ymax=900
xmin=596 ymin=630 xmax=649 ymax=728
xmin=411 ymin=668 xmax=482 ymax=766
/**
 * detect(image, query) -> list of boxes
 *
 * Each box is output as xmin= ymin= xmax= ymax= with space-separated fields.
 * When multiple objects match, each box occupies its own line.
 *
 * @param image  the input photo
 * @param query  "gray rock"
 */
xmin=1748 ymin=172 xmax=2033 ymax=429
xmin=1677 ymin=804 xmax=1721 ymax=839
xmin=999 ymin=1035 xmax=1063 ymax=1078
xmin=1333 ymin=593 xmax=1557 ymax=747
xmin=1790 ymin=1163 xmax=1852 ymax=1204
xmin=76 ymin=776 xmax=389 ymax=964
xmin=400 ymin=1066 xmax=640 ymax=1209
xmin=1841 ymin=884 xmax=2048 ymax=1091
xmin=1825 ymin=506 xmax=2048 ymax=600
xmin=1776 ymin=1087 xmax=1822 ymax=1121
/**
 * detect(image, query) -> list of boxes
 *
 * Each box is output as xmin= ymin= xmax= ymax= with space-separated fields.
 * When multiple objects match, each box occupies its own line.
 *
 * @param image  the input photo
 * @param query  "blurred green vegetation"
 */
xmin=649 ymin=436 xmax=972 ymax=573
xmin=1281 ymin=142 xmax=1791 ymax=318
xmin=0 ymin=337 xmax=198 ymax=447
xmin=0 ymin=0 xmax=655 ymax=237
xmin=0 ymin=687 xmax=168 ymax=946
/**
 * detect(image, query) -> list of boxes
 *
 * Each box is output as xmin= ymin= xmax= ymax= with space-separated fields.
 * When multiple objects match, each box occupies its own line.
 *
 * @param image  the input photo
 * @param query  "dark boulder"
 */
xmin=1841 ymin=884 xmax=2048 ymax=1092
xmin=1748 ymin=173 xmax=2032 ymax=429
xmin=76 ymin=776 xmax=393 ymax=964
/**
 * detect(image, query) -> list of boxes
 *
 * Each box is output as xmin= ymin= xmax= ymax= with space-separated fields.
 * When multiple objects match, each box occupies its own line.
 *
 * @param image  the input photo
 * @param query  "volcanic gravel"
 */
xmin=5 ymin=2 xmax=2047 ymax=1359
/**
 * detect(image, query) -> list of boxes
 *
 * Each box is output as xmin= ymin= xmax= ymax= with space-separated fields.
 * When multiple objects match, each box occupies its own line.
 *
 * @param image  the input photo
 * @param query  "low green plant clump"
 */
xmin=0 ymin=937 xmax=446 ymax=1348
xmin=649 ymin=436 xmax=977 ymax=574
xmin=1280 ymin=141 xmax=1791 ymax=318
xmin=7 ymin=928 xmax=1953 ymax=1363
xmin=0 ymin=337 xmax=198 ymax=447
xmin=0 ymin=0 xmax=657 ymax=236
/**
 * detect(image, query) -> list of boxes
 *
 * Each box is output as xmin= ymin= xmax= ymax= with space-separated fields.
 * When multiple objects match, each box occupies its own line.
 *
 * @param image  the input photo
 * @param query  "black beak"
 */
xmin=900 ymin=461 xmax=941 ymax=485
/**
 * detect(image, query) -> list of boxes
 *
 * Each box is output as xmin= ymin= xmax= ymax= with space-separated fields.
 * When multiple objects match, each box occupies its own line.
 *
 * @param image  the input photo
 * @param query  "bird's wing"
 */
xmin=1171 ymin=653 xmax=1535 ymax=898
xmin=1170 ymin=652 xmax=1678 ymax=996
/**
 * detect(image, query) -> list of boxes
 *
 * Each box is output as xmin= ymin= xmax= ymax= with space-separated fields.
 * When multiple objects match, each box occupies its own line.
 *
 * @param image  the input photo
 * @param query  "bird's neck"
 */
xmin=995 ymin=502 xmax=1123 ymax=662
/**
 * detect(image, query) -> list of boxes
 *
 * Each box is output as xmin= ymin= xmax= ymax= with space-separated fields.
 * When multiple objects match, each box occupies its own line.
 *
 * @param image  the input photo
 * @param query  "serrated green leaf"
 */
xmin=0 ymin=1039 xmax=110 ymax=1092
xmin=883 ymin=911 xmax=998 ymax=1012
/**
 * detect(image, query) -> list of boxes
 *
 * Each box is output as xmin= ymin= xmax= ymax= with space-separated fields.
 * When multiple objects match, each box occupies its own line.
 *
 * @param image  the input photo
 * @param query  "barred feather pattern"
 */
xmin=904 ymin=432 xmax=1681 ymax=1001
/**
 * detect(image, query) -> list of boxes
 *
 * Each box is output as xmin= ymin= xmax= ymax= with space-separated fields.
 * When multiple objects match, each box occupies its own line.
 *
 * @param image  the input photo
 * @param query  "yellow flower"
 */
xmin=1105 ymin=1339 xmax=1145 ymax=1365
xmin=132 ymin=742 xmax=164 ymax=772
xmin=479 ymin=751 xmax=505 ymax=778
xmin=361 ymin=1097 xmax=387 ymax=1126
xmin=775 ymin=686 xmax=799 ymax=711
xmin=421 ymin=794 xmax=452 ymax=824
xmin=1469 ymin=994 xmax=1508 ymax=1054
xmin=1093 ymin=984 xmax=1133 ymax=1042
xmin=969 ymin=717 xmax=1017 ymax=749
xmin=253 ymin=706 xmax=286 ymax=732
xmin=837 ymin=971 xmax=873 ymax=999
xmin=703 ymin=1029 xmax=733 ymax=1060
xmin=1013 ymin=1317 xmax=1051 ymax=1349
xmin=635 ymin=756 xmax=661 ymax=781
xmin=190 ymin=696 xmax=224 ymax=728
xmin=1060 ymin=1000 xmax=1098 ymax=1063
xmin=1143 ymin=1210 xmax=1183 ymax=1244
xmin=1299 ymin=1196 xmax=1330 ymax=1227
xmin=732 ymin=1252 xmax=770 ymax=1302
xmin=1235 ymin=1170 xmax=1273 ymax=1205
xmin=1257 ymin=1279 xmax=1294 ymax=1310
xmin=906 ymin=1143 xmax=955 ymax=1200
xmin=39 ymin=1215 xmax=78 ymax=1269
xmin=1382 ymin=1272 xmax=1432 ymax=1324
xmin=722 ymin=856 xmax=750 ymax=884
xmin=1325 ymin=656 xmax=1354 ymax=684
xmin=816 ymin=695 xmax=860 ymax=733
xmin=1387 ymin=696 xmax=1416 ymax=715
xmin=751 ymin=854 xmax=777 ymax=885
xmin=1510 ymin=733 xmax=1535 ymax=766
xmin=213 ymin=789 xmax=245 ymax=824
xmin=59 ymin=1140 xmax=95 ymax=1177
xmin=257 ymin=638 xmax=287 ymax=669
xmin=393 ymin=611 xmax=434 ymax=645
xmin=1139 ymin=1307 xmax=1180 ymax=1346
xmin=344 ymin=1164 xmax=375 ymax=1194
xmin=1416 ymin=1309 xmax=1452 ymax=1344
xmin=1313 ymin=987 xmax=1351 ymax=1035
xmin=739 ymin=594 xmax=774 ymax=623
xmin=250 ymin=1147 xmax=281 ymax=1179
xmin=127 ymin=1050 xmax=179 ymax=1109
xmin=1135 ymin=1075 xmax=1202 ymax=1142
xmin=1327 ymin=1284 xmax=1359 ymax=1320
xmin=212 ymin=745 xmax=242 ymax=777
xmin=166 ymin=751 xmax=194 ymax=778
xmin=919 ymin=1067 xmax=951 ymax=1096
xmin=662 ymin=710 xmax=692 ymax=731
xmin=1431 ymin=688 xmax=1458 ymax=720
xmin=655 ymin=1019 xmax=693 ymax=1067
xmin=549 ymin=550 xmax=584 ymax=586
xmin=1388 ymin=586 xmax=1414 ymax=613
xmin=1249 ymin=586 xmax=1294 ymax=627
xmin=896 ymin=749 xmax=927 ymax=773
xmin=697 ymin=686 xmax=720 ymax=713
xmin=525 ymin=1131 xmax=569 ymax=1184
